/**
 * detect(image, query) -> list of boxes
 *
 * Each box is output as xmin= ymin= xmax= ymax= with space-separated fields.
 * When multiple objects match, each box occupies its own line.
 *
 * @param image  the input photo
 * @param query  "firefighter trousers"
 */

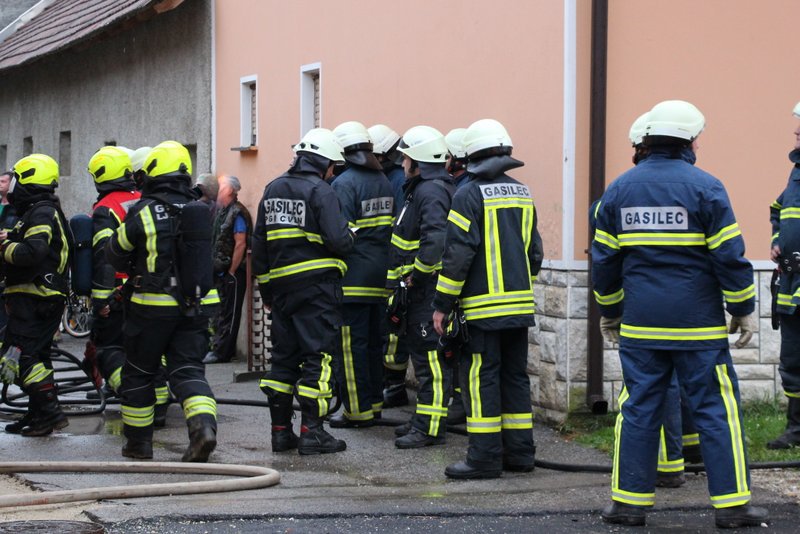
xmin=259 ymin=278 xmax=341 ymax=419
xmin=335 ymin=302 xmax=384 ymax=421
xmin=778 ymin=312 xmax=800 ymax=397
xmin=407 ymin=318 xmax=451 ymax=437
xmin=210 ymin=269 xmax=247 ymax=362
xmin=459 ymin=326 xmax=534 ymax=469
xmin=614 ymin=346 xmax=751 ymax=508
xmin=120 ymin=310 xmax=217 ymax=440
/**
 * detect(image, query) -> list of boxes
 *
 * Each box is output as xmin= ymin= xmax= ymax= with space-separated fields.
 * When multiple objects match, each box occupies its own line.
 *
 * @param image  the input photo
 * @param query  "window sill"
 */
xmin=231 ymin=146 xmax=258 ymax=152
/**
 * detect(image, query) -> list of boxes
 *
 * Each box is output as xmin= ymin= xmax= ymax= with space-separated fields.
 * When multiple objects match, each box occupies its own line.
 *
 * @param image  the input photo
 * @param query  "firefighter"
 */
xmin=87 ymin=147 xmax=141 ymax=402
xmin=0 ymin=154 xmax=70 ymax=436
xmin=368 ymin=124 xmax=411 ymax=408
xmin=388 ymin=125 xmax=455 ymax=449
xmin=328 ymin=121 xmax=393 ymax=427
xmin=107 ymin=140 xmax=220 ymax=462
xmin=442 ymin=127 xmax=472 ymax=426
xmin=593 ymin=100 xmax=768 ymax=528
xmin=767 ymin=101 xmax=800 ymax=450
xmin=432 ymin=119 xmax=542 ymax=478
xmin=252 ymin=128 xmax=355 ymax=455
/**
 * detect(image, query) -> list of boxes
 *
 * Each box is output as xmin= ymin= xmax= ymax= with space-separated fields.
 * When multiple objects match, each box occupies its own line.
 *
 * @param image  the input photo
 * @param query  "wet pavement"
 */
xmin=1 ymin=336 xmax=797 ymax=532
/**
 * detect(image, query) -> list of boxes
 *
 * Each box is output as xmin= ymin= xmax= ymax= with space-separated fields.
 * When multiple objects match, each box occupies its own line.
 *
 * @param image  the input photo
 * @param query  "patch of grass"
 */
xmin=558 ymin=400 xmax=800 ymax=463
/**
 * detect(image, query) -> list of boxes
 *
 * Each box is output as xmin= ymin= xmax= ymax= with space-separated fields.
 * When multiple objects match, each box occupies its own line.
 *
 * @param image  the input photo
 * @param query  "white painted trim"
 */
xmin=0 ymin=0 xmax=56 ymax=44
xmin=300 ymin=62 xmax=321 ymax=136
xmin=562 ymin=0 xmax=577 ymax=265
xmin=240 ymin=74 xmax=257 ymax=147
xmin=210 ymin=0 xmax=216 ymax=172
xmin=541 ymin=259 xmax=588 ymax=271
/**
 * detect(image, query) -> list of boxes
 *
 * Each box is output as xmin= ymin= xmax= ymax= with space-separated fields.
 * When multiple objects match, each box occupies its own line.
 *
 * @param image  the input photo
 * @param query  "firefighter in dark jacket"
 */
xmin=107 ymin=141 xmax=220 ymax=462
xmin=369 ymin=124 xmax=412 ymax=408
xmin=592 ymin=101 xmax=767 ymax=528
xmin=0 ymin=154 xmax=70 ymax=436
xmin=767 ymin=100 xmax=800 ymax=450
xmin=388 ymin=125 xmax=455 ymax=449
xmin=432 ymin=119 xmax=542 ymax=479
xmin=329 ymin=121 xmax=394 ymax=427
xmin=87 ymin=147 xmax=141 ymax=398
xmin=252 ymin=128 xmax=355 ymax=455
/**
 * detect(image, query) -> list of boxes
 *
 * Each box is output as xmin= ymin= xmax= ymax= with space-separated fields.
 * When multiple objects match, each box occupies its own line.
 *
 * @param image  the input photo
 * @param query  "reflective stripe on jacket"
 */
xmin=771 ymin=148 xmax=800 ymax=314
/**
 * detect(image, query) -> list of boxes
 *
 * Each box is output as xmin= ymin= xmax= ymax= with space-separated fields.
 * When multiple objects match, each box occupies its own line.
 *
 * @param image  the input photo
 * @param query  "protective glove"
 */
xmin=729 ymin=313 xmax=756 ymax=349
xmin=600 ymin=316 xmax=622 ymax=344
xmin=0 ymin=346 xmax=22 ymax=384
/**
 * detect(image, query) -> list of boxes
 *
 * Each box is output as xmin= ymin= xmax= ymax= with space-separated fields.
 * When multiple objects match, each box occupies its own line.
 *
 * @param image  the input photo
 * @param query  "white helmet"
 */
xmin=332 ymin=121 xmax=372 ymax=150
xmin=792 ymin=102 xmax=800 ymax=118
xmin=644 ymin=100 xmax=705 ymax=141
xmin=445 ymin=128 xmax=468 ymax=159
xmin=130 ymin=146 xmax=153 ymax=172
xmin=462 ymin=119 xmax=513 ymax=158
xmin=368 ymin=124 xmax=401 ymax=155
xmin=628 ymin=113 xmax=649 ymax=147
xmin=397 ymin=125 xmax=448 ymax=163
xmin=293 ymin=128 xmax=345 ymax=163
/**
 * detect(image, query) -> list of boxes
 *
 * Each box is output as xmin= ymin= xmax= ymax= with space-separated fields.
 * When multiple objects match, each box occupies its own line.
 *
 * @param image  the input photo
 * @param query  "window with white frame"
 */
xmin=240 ymin=75 xmax=258 ymax=147
xmin=300 ymin=63 xmax=321 ymax=136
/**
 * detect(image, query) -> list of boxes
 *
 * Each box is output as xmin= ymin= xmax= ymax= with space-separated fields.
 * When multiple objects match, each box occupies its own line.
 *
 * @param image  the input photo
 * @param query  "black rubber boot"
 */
xmin=154 ymin=403 xmax=169 ymax=428
xmin=182 ymin=414 xmax=217 ymax=462
xmin=122 ymin=424 xmax=153 ymax=460
xmin=21 ymin=383 xmax=68 ymax=437
xmin=298 ymin=411 xmax=346 ymax=455
xmin=682 ymin=443 xmax=703 ymax=464
xmin=393 ymin=421 xmax=412 ymax=437
xmin=601 ymin=502 xmax=647 ymax=526
xmin=767 ymin=398 xmax=800 ymax=449
xmin=5 ymin=406 xmax=35 ymax=434
xmin=445 ymin=460 xmax=502 ymax=480
xmin=394 ymin=427 xmax=445 ymax=449
xmin=656 ymin=471 xmax=686 ymax=488
xmin=268 ymin=391 xmax=298 ymax=452
xmin=714 ymin=504 xmax=770 ymax=528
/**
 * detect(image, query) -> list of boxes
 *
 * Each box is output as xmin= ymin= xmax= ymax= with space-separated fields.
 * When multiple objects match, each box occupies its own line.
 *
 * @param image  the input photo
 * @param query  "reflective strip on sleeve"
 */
xmin=618 ymin=232 xmax=706 ymax=247
xmin=780 ymin=207 xmax=800 ymax=220
xmin=706 ymin=223 xmax=741 ymax=250
xmin=413 ymin=257 xmax=440 ymax=274
xmin=92 ymin=288 xmax=115 ymax=300
xmin=447 ymin=210 xmax=471 ymax=233
xmin=93 ymin=228 xmax=114 ymax=247
xmin=23 ymin=224 xmax=52 ymax=240
xmin=3 ymin=242 xmax=18 ymax=262
xmin=593 ymin=288 xmax=624 ymax=306
xmin=116 ymin=224 xmax=134 ymax=251
xmin=594 ymin=229 xmax=619 ymax=250
xmin=390 ymin=234 xmax=420 ymax=251
xmin=771 ymin=200 xmax=782 ymax=210
xmin=722 ymin=284 xmax=755 ymax=303
xmin=436 ymin=274 xmax=465 ymax=296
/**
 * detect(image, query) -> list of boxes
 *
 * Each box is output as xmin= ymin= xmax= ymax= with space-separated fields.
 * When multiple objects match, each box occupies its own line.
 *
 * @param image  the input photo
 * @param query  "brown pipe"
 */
xmin=586 ymin=0 xmax=609 ymax=415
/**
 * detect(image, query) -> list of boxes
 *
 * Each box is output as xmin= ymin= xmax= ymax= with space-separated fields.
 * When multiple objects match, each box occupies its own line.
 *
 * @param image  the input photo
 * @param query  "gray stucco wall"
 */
xmin=0 ymin=0 xmax=212 ymax=218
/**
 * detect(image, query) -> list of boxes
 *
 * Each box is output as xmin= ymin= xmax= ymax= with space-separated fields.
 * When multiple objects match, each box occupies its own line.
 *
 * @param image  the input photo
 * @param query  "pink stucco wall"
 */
xmin=214 ymin=0 xmax=567 ymax=260
xmin=606 ymin=0 xmax=800 ymax=262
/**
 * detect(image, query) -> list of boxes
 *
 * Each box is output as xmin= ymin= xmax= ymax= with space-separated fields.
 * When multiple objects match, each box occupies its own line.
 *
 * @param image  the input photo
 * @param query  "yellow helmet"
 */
xmin=88 ymin=146 xmax=133 ymax=184
xmin=143 ymin=141 xmax=192 ymax=178
xmin=12 ymin=154 xmax=59 ymax=187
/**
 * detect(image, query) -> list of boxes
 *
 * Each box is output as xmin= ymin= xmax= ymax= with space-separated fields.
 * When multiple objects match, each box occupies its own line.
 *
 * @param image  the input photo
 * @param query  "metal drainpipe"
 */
xmin=586 ymin=0 xmax=609 ymax=415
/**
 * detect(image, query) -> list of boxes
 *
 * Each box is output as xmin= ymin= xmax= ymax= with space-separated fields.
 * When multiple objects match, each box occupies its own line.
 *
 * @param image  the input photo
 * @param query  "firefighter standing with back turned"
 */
xmin=767 ymin=101 xmax=800 ymax=450
xmin=0 ymin=154 xmax=71 ymax=436
xmin=433 ymin=119 xmax=542 ymax=479
xmin=252 ymin=128 xmax=355 ymax=455
xmin=592 ymin=100 xmax=768 ymax=528
xmin=107 ymin=140 xmax=220 ymax=462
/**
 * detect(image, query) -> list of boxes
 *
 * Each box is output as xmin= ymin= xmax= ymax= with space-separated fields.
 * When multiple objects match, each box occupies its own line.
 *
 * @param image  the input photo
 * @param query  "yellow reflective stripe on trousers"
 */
xmin=340 ymin=326 xmax=363 ymax=418
xmin=423 ymin=350 xmax=445 ymax=435
xmin=22 ymin=363 xmax=53 ymax=387
xmin=260 ymin=379 xmax=293 ymax=395
xmin=268 ymin=258 xmax=347 ymax=279
xmin=779 ymin=207 xmax=800 ymax=219
xmin=594 ymin=229 xmax=619 ymax=250
xmin=121 ymin=404 xmax=154 ymax=427
xmin=447 ymin=210 xmax=471 ymax=233
xmin=785 ymin=390 xmax=800 ymax=399
xmin=140 ymin=207 xmax=158 ymax=272
xmin=109 ymin=367 xmax=122 ymax=391
xmin=183 ymin=395 xmax=217 ymax=419
xmin=467 ymin=415 xmax=501 ymax=433
xmin=706 ymin=222 xmax=741 ymax=250
xmin=722 ymin=284 xmax=755 ymax=303
xmin=620 ymin=324 xmax=728 ymax=341
xmin=658 ymin=427 xmax=683 ymax=472
xmin=501 ymin=412 xmax=533 ymax=430
xmin=436 ymin=274 xmax=464 ymax=296
xmin=390 ymin=234 xmax=419 ymax=251
xmin=611 ymin=387 xmax=655 ymax=505
xmin=618 ymin=232 xmax=706 ymax=247
xmin=343 ymin=286 xmax=389 ymax=298
xmin=714 ymin=363 xmax=749 ymax=502
xmin=155 ymin=385 xmax=169 ymax=404
xmin=468 ymin=352 xmax=482 ymax=421
xmin=266 ymin=227 xmax=323 ymax=244
xmin=311 ymin=351 xmax=334 ymax=418
xmin=594 ymin=288 xmax=624 ymax=306
xmin=682 ymin=433 xmax=700 ymax=447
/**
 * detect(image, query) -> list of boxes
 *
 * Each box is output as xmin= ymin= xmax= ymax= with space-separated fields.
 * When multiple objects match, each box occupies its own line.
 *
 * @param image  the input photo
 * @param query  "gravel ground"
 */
xmin=751 ymin=467 xmax=800 ymax=504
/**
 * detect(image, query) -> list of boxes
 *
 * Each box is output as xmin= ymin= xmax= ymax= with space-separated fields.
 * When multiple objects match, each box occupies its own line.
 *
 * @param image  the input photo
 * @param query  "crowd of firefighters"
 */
xmin=4 ymin=98 xmax=800 ymax=528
